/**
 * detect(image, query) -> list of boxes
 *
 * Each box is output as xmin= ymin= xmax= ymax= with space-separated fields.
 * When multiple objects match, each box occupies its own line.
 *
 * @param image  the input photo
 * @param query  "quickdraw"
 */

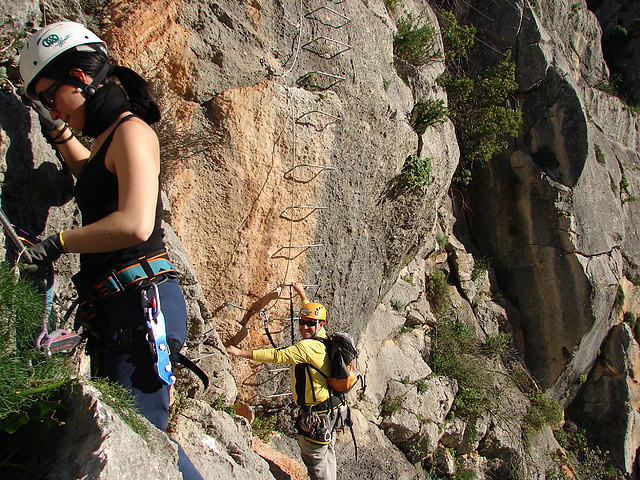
xmin=140 ymin=281 xmax=176 ymax=385
xmin=260 ymin=309 xmax=279 ymax=349
xmin=0 ymin=207 xmax=82 ymax=354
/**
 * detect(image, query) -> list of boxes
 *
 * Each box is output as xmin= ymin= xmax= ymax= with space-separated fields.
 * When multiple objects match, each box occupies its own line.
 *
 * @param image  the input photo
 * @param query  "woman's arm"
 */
xmin=50 ymin=129 xmax=91 ymax=177
xmin=58 ymin=117 xmax=160 ymax=253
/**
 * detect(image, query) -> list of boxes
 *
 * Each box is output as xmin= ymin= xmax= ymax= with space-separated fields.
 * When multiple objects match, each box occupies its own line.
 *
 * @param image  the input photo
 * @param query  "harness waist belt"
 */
xmin=92 ymin=253 xmax=175 ymax=299
xmin=303 ymin=395 xmax=343 ymax=413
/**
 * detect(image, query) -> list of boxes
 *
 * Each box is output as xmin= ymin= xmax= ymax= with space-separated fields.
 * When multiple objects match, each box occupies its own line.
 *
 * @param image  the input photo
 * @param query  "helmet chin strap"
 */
xmin=83 ymin=62 xmax=112 ymax=96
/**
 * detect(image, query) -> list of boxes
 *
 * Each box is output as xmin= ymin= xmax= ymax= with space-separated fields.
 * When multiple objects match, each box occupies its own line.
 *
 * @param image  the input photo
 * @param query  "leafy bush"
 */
xmin=429 ymin=318 xmax=491 ymax=419
xmin=0 ymin=263 xmax=75 ymax=479
xmin=550 ymin=428 xmax=625 ymax=479
xmin=522 ymin=392 xmax=563 ymax=445
xmin=410 ymin=99 xmax=447 ymax=135
xmin=400 ymin=154 xmax=432 ymax=190
xmin=425 ymin=270 xmax=450 ymax=316
xmin=437 ymin=9 xmax=476 ymax=63
xmin=439 ymin=52 xmax=522 ymax=184
xmin=394 ymin=14 xmax=441 ymax=66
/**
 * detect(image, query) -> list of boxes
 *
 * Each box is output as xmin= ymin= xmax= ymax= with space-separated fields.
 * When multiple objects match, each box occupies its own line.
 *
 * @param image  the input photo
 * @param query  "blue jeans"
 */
xmin=89 ymin=276 xmax=203 ymax=480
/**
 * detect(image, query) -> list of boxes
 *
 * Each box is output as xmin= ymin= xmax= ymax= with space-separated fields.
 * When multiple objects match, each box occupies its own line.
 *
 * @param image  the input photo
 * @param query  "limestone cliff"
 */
xmin=1 ymin=0 xmax=640 ymax=479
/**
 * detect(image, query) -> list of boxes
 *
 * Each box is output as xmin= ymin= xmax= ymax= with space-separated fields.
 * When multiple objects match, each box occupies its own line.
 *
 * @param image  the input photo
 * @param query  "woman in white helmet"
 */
xmin=19 ymin=21 xmax=203 ymax=480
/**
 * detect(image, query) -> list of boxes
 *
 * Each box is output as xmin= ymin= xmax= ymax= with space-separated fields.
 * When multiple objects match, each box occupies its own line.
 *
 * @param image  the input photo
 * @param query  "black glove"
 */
xmin=25 ymin=233 xmax=65 ymax=264
xmin=29 ymin=99 xmax=65 ymax=133
xmin=19 ymin=90 xmax=65 ymax=136
xmin=20 ymin=263 xmax=51 ymax=291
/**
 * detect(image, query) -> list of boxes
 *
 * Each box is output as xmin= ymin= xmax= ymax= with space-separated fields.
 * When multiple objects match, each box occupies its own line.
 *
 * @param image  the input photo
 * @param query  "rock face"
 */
xmin=2 ymin=0 xmax=640 ymax=478
xmin=49 ymin=382 xmax=183 ymax=480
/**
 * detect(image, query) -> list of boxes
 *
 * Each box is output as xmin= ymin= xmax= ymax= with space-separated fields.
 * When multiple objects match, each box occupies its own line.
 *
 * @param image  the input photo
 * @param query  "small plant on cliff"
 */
xmin=252 ymin=411 xmax=278 ymax=442
xmin=595 ymin=144 xmax=606 ymax=165
xmin=89 ymin=377 xmax=150 ymax=440
xmin=400 ymin=154 xmax=432 ymax=190
xmin=429 ymin=317 xmax=491 ymax=419
xmin=613 ymin=284 xmax=625 ymax=316
xmin=522 ymin=392 xmax=563 ymax=446
xmin=393 ymin=13 xmax=441 ymax=66
xmin=425 ymin=270 xmax=450 ymax=316
xmin=0 ymin=19 xmax=28 ymax=64
xmin=409 ymin=99 xmax=447 ymax=135
xmin=471 ymin=256 xmax=491 ymax=282
xmin=570 ymin=2 xmax=583 ymax=17
xmin=482 ymin=332 xmax=512 ymax=358
xmin=437 ymin=9 xmax=475 ymax=63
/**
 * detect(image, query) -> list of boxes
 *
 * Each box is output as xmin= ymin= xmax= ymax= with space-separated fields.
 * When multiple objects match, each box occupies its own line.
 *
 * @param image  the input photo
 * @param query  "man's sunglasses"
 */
xmin=38 ymin=80 xmax=65 ymax=111
xmin=298 ymin=318 xmax=318 ymax=327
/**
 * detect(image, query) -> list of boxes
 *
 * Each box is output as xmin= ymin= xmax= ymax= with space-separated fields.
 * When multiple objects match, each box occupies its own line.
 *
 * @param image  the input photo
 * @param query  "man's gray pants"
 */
xmin=298 ymin=435 xmax=336 ymax=480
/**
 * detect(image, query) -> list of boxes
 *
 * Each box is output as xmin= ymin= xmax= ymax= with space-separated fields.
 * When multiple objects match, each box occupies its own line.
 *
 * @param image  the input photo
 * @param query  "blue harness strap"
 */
xmin=92 ymin=252 xmax=175 ymax=299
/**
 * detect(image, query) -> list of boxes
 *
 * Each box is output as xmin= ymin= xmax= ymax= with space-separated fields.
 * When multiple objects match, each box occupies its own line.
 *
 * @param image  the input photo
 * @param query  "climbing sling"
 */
xmin=0 ymin=207 xmax=83 ymax=354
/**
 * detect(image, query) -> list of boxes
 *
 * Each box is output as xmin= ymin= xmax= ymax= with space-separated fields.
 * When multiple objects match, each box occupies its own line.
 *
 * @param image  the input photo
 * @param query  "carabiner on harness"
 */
xmin=141 ymin=281 xmax=176 ymax=385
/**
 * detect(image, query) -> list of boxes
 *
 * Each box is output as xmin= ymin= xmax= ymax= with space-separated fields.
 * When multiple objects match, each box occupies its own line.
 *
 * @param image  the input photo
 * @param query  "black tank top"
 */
xmin=74 ymin=114 xmax=165 ymax=285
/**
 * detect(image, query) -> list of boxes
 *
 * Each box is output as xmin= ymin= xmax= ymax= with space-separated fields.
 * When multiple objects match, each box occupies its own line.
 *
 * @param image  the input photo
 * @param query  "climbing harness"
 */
xmin=141 ymin=281 xmax=176 ymax=385
xmin=294 ymin=333 xmax=364 ymax=458
xmin=82 ymin=252 xmax=176 ymax=300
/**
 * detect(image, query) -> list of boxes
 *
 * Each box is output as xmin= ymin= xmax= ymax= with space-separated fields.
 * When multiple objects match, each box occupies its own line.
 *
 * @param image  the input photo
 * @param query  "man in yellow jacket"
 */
xmin=226 ymin=282 xmax=340 ymax=480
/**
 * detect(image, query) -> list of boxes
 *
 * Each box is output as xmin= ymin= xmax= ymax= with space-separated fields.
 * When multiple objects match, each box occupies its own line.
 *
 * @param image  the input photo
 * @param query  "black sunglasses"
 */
xmin=298 ymin=318 xmax=318 ymax=327
xmin=37 ymin=80 xmax=65 ymax=111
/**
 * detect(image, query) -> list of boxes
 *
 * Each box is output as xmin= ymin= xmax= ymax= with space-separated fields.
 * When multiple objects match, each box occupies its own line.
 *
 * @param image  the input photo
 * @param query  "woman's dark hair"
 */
xmin=37 ymin=47 xmax=155 ymax=102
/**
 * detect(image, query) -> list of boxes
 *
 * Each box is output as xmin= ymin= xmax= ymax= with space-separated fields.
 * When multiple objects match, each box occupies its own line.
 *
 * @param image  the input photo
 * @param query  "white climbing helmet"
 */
xmin=19 ymin=21 xmax=107 ymax=98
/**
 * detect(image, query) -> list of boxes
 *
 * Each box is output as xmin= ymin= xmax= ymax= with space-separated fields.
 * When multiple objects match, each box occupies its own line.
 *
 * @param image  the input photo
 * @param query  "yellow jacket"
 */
xmin=252 ymin=328 xmax=331 ymax=406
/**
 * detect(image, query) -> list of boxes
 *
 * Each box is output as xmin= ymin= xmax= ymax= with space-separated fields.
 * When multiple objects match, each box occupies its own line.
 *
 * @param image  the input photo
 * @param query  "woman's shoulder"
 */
xmin=110 ymin=114 xmax=159 ymax=148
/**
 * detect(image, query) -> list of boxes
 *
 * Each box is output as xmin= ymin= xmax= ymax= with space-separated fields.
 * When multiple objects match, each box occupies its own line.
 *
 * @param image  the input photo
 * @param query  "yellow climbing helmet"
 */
xmin=299 ymin=302 xmax=327 ymax=321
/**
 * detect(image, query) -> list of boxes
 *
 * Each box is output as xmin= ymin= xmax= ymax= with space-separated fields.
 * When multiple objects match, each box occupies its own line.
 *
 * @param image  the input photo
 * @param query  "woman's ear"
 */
xmin=68 ymin=68 xmax=88 ymax=83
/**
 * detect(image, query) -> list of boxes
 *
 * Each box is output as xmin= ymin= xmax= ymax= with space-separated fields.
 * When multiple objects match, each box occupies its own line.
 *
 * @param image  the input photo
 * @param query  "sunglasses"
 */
xmin=37 ymin=80 xmax=65 ymax=111
xmin=298 ymin=318 xmax=318 ymax=327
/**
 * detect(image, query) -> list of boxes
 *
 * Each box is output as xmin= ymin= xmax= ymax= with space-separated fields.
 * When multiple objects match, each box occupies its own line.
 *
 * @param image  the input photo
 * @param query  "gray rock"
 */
xmin=48 ymin=382 xmax=182 ymax=480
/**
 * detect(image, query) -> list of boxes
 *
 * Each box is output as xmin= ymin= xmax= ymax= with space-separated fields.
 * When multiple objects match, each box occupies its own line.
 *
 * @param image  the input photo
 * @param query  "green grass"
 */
xmin=89 ymin=378 xmax=150 ymax=441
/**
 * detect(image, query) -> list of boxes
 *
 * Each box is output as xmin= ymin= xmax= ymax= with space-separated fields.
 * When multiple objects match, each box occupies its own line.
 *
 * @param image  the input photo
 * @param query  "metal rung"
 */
xmin=284 ymin=163 xmax=335 ymax=182
xmin=283 ymin=205 xmax=328 ymax=211
xmin=281 ymin=206 xmax=329 ymax=222
xmin=268 ymin=368 xmax=290 ymax=373
xmin=296 ymin=110 xmax=342 ymax=132
xmin=297 ymin=71 xmax=346 ymax=92
xmin=264 ymin=392 xmax=292 ymax=398
xmin=271 ymin=244 xmax=323 ymax=259
xmin=305 ymin=6 xmax=351 ymax=28
xmin=302 ymin=37 xmax=352 ymax=59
